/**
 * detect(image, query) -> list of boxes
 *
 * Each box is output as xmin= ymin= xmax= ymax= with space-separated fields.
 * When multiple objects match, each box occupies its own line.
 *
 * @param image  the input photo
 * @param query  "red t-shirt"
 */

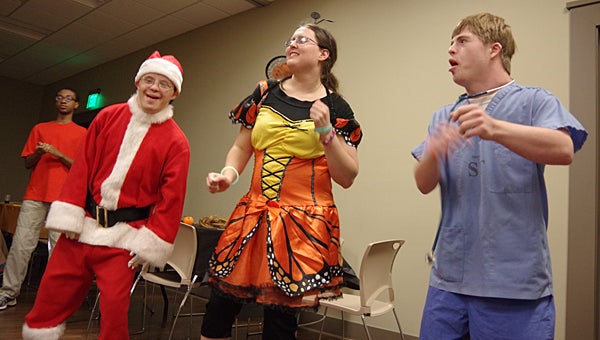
xmin=21 ymin=121 xmax=87 ymax=202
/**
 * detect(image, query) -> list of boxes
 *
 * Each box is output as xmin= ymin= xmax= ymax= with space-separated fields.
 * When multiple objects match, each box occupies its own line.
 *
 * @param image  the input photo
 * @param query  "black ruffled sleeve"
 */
xmin=329 ymin=94 xmax=363 ymax=147
xmin=228 ymin=79 xmax=278 ymax=128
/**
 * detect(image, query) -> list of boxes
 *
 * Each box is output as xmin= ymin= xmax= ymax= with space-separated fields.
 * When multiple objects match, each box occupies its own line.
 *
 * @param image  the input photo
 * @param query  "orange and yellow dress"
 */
xmin=207 ymin=80 xmax=362 ymax=310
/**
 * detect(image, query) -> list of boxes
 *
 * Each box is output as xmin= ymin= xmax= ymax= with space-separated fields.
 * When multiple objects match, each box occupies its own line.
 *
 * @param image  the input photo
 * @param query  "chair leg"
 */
xmin=360 ymin=315 xmax=373 ymax=340
xmin=234 ymin=315 xmax=239 ymax=340
xmin=189 ymin=291 xmax=193 ymax=339
xmin=341 ymin=312 xmax=345 ymax=340
xmin=85 ymin=292 xmax=100 ymax=340
xmin=168 ymin=286 xmax=192 ymax=340
xmin=392 ymin=308 xmax=405 ymax=340
xmin=129 ymin=272 xmax=148 ymax=335
xmin=168 ymin=274 xmax=198 ymax=340
xmin=318 ymin=307 xmax=329 ymax=340
xmin=133 ymin=278 xmax=149 ymax=334
xmin=130 ymin=270 xmax=143 ymax=295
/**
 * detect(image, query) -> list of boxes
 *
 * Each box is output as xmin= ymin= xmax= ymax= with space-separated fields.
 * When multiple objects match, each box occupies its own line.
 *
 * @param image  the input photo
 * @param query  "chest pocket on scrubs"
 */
xmin=489 ymin=144 xmax=535 ymax=194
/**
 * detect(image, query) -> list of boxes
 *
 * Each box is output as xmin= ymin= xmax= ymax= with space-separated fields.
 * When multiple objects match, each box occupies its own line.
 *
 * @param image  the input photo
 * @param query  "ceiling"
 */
xmin=0 ymin=0 xmax=274 ymax=86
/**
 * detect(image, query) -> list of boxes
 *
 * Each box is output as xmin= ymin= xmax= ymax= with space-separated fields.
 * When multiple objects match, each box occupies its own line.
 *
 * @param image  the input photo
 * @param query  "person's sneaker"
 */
xmin=0 ymin=295 xmax=16 ymax=310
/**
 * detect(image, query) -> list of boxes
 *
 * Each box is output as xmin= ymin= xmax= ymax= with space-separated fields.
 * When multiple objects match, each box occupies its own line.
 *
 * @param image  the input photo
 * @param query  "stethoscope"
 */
xmin=425 ymin=79 xmax=515 ymax=265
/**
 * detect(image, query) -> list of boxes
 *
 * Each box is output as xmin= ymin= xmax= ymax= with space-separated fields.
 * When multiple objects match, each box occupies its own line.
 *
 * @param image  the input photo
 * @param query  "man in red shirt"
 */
xmin=0 ymin=88 xmax=87 ymax=310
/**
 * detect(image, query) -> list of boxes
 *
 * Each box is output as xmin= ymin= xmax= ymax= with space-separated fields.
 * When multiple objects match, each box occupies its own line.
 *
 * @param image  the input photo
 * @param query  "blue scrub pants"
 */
xmin=419 ymin=286 xmax=555 ymax=340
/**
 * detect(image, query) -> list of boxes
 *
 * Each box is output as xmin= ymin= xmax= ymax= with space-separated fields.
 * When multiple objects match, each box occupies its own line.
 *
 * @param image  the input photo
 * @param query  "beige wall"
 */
xmin=10 ymin=0 xmax=578 ymax=338
xmin=0 ymin=77 xmax=44 ymax=202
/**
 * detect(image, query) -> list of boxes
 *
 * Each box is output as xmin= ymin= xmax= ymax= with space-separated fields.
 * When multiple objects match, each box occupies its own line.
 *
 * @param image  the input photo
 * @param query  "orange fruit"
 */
xmin=183 ymin=216 xmax=194 ymax=225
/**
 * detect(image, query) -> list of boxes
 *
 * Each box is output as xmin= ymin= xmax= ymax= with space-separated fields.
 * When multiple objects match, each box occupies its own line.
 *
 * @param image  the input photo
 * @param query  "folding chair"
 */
xmin=318 ymin=239 xmax=406 ymax=340
xmin=132 ymin=222 xmax=198 ymax=340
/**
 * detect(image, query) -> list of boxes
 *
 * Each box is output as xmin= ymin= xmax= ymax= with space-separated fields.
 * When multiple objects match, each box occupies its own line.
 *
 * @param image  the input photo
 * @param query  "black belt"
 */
xmin=85 ymin=193 xmax=151 ymax=228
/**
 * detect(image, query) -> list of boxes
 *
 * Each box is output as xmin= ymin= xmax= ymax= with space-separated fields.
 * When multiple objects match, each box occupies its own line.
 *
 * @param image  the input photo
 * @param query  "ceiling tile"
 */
xmin=83 ymin=36 xmax=143 ymax=60
xmin=76 ymin=8 xmax=137 ymax=37
xmin=98 ymin=0 xmax=163 ymax=26
xmin=134 ymin=0 xmax=199 ymax=13
xmin=171 ymin=2 xmax=228 ymax=26
xmin=0 ymin=0 xmax=272 ymax=85
xmin=0 ymin=30 xmax=37 ymax=59
xmin=0 ymin=0 xmax=22 ymax=16
xmin=202 ymin=0 xmax=255 ymax=15
xmin=120 ymin=15 xmax=197 ymax=46
xmin=43 ymin=22 xmax=122 ymax=54
xmin=11 ymin=0 xmax=92 ymax=31
xmin=25 ymin=58 xmax=93 ymax=85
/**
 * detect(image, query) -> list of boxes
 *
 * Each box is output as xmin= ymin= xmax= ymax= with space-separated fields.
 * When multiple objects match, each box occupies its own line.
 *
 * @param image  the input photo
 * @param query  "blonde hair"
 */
xmin=452 ymin=13 xmax=516 ymax=74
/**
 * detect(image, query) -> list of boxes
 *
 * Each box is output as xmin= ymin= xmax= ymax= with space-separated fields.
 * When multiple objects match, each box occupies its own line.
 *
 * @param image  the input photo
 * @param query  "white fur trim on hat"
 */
xmin=135 ymin=51 xmax=183 ymax=93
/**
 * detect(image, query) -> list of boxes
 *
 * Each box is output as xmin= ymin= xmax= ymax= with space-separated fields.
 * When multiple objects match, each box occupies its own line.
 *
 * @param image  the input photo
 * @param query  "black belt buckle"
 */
xmin=96 ymin=205 xmax=109 ymax=228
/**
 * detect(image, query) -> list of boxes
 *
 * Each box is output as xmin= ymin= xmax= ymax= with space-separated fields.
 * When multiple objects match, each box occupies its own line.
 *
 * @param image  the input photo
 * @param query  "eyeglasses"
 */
xmin=284 ymin=35 xmax=320 ymax=48
xmin=55 ymin=95 xmax=76 ymax=102
xmin=140 ymin=76 xmax=174 ymax=91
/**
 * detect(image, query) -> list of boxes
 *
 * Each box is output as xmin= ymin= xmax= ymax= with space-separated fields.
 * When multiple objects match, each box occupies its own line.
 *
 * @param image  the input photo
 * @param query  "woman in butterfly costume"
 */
xmin=202 ymin=24 xmax=362 ymax=340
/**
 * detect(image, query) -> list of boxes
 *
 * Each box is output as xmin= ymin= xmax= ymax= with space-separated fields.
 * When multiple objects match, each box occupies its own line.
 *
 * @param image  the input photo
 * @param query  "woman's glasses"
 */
xmin=284 ymin=35 xmax=320 ymax=48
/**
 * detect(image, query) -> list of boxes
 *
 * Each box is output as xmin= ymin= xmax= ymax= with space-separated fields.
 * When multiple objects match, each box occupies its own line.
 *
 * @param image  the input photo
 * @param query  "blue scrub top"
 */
xmin=412 ymin=84 xmax=587 ymax=299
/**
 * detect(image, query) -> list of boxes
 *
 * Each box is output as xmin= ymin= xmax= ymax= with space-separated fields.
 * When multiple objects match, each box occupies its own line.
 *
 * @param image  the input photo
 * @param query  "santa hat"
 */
xmin=135 ymin=50 xmax=183 ymax=93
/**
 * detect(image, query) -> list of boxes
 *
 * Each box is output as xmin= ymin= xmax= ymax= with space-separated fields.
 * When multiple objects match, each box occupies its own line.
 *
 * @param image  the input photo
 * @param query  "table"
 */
xmin=0 ymin=202 xmax=48 ymax=239
xmin=193 ymin=225 xmax=224 ymax=281
xmin=0 ymin=232 xmax=7 ymax=264
xmin=0 ymin=203 xmax=21 ymax=235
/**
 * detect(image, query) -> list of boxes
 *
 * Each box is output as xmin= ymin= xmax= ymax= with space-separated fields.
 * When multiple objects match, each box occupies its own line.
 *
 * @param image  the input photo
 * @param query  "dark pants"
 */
xmin=201 ymin=291 xmax=298 ymax=340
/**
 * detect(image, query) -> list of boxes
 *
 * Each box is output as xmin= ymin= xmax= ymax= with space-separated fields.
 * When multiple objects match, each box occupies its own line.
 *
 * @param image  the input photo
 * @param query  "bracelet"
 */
xmin=314 ymin=124 xmax=332 ymax=134
xmin=321 ymin=130 xmax=335 ymax=146
xmin=221 ymin=166 xmax=239 ymax=185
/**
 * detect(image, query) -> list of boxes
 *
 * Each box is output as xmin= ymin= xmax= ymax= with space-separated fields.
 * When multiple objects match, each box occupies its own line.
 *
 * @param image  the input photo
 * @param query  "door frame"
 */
xmin=566 ymin=1 xmax=599 ymax=339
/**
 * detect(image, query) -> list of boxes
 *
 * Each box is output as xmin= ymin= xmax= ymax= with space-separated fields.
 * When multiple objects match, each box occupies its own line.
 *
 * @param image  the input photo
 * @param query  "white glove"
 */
xmin=128 ymin=251 xmax=146 ymax=269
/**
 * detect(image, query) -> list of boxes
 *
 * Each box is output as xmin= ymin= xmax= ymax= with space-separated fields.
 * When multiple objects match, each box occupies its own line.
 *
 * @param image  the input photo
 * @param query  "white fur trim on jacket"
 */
xmin=76 ymin=217 xmax=174 ymax=267
xmin=129 ymin=94 xmax=173 ymax=124
xmin=98 ymin=95 xmax=171 ymax=210
xmin=45 ymin=201 xmax=85 ymax=234
xmin=126 ymin=225 xmax=174 ymax=267
xmin=22 ymin=322 xmax=65 ymax=340
xmin=46 ymin=202 xmax=173 ymax=267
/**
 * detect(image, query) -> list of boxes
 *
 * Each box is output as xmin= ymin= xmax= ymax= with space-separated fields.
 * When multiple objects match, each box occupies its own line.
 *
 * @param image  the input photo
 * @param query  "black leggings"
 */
xmin=201 ymin=292 xmax=299 ymax=340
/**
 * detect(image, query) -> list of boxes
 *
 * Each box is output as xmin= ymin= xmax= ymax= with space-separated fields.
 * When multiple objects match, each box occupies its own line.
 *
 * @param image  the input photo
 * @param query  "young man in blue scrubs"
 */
xmin=412 ymin=12 xmax=587 ymax=340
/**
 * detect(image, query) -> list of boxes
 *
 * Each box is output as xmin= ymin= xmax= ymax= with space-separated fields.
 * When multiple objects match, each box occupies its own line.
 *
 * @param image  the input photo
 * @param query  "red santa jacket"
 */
xmin=45 ymin=95 xmax=190 ymax=267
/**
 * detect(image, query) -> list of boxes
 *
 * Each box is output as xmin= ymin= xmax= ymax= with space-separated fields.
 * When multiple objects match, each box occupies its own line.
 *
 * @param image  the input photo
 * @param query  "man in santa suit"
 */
xmin=22 ymin=51 xmax=191 ymax=340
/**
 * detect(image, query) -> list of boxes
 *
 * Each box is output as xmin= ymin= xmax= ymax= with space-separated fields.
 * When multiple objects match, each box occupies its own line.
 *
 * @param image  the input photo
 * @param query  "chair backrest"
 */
xmin=358 ymin=239 xmax=405 ymax=308
xmin=166 ymin=222 xmax=198 ymax=285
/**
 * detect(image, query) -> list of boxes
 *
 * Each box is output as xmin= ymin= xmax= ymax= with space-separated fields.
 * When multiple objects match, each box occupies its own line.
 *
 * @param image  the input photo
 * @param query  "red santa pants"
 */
xmin=24 ymin=235 xmax=135 ymax=340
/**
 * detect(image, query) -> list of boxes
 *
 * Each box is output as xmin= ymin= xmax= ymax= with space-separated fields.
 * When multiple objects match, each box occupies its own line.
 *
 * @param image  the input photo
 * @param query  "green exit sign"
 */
xmin=86 ymin=89 xmax=102 ymax=109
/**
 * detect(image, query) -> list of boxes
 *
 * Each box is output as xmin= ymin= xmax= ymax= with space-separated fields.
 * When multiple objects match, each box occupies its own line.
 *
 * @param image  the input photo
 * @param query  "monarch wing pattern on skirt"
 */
xmin=266 ymin=206 xmax=343 ymax=297
xmin=210 ymin=213 xmax=262 ymax=277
